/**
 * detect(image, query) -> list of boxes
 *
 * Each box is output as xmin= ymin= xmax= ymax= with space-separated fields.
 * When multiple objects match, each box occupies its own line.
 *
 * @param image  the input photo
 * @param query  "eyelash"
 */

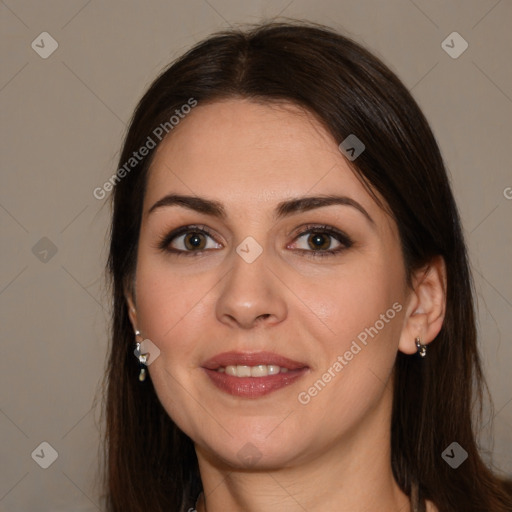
xmin=156 ymin=224 xmax=353 ymax=259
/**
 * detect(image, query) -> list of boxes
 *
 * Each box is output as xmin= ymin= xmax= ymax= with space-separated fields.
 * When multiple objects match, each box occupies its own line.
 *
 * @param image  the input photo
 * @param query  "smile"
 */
xmin=202 ymin=351 xmax=309 ymax=398
xmin=217 ymin=364 xmax=289 ymax=377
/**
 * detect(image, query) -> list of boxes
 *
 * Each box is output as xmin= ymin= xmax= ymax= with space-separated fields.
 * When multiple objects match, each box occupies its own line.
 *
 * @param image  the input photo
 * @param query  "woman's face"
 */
xmin=128 ymin=99 xmax=412 ymax=469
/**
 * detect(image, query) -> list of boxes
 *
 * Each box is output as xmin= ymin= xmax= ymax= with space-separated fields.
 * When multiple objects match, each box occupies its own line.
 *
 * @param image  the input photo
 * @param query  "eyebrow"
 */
xmin=147 ymin=193 xmax=375 ymax=225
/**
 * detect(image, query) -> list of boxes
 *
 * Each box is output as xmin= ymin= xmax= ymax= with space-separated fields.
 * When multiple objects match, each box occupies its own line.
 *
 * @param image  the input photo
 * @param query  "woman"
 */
xmin=102 ymin=21 xmax=512 ymax=511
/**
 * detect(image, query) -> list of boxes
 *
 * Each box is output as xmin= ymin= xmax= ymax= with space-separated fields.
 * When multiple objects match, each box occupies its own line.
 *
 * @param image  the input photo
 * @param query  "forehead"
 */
xmin=144 ymin=99 xmax=377 ymax=218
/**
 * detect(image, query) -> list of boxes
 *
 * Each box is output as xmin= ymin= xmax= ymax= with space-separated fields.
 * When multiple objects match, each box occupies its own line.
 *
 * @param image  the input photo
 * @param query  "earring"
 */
xmin=415 ymin=336 xmax=427 ymax=357
xmin=134 ymin=330 xmax=148 ymax=381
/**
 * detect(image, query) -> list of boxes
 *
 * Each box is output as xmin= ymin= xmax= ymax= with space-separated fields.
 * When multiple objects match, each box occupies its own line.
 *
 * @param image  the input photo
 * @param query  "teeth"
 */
xmin=221 ymin=364 xmax=289 ymax=377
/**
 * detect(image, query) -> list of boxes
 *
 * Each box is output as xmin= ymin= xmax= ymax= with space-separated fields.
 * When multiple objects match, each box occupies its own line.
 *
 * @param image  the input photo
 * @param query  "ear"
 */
xmin=124 ymin=283 xmax=138 ymax=333
xmin=398 ymin=255 xmax=447 ymax=355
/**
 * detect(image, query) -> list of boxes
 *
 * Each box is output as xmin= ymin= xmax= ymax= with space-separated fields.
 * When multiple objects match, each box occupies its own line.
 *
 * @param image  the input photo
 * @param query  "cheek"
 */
xmin=135 ymin=250 xmax=210 ymax=332
xmin=302 ymin=257 xmax=405 ymax=406
xmin=133 ymin=261 xmax=207 ymax=372
xmin=312 ymin=259 xmax=404 ymax=354
xmin=133 ymin=262 xmax=213 ymax=428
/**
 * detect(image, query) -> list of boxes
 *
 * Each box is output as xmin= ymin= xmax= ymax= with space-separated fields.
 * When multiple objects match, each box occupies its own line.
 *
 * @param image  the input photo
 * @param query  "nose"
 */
xmin=215 ymin=252 xmax=287 ymax=330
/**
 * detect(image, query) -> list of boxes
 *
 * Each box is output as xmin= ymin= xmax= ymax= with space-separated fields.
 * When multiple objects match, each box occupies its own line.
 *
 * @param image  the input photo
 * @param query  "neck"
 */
xmin=194 ymin=385 xmax=411 ymax=512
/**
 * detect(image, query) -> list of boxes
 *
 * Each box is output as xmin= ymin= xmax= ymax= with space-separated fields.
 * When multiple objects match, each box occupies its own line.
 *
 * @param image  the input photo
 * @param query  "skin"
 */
xmin=126 ymin=99 xmax=446 ymax=512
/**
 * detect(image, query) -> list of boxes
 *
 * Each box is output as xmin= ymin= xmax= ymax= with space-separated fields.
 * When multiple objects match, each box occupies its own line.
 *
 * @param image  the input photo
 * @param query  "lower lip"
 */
xmin=202 ymin=368 xmax=308 ymax=398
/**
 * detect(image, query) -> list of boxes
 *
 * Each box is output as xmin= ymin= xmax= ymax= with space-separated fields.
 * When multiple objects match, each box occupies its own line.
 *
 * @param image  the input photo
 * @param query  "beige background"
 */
xmin=1 ymin=1 xmax=511 ymax=510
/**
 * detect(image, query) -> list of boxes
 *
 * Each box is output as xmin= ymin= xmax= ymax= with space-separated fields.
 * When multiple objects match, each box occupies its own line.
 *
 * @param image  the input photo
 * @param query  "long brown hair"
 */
xmin=102 ymin=21 xmax=512 ymax=511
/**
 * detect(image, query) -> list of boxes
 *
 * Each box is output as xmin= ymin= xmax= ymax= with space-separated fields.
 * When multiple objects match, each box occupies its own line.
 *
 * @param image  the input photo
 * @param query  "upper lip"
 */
xmin=202 ymin=351 xmax=308 ymax=370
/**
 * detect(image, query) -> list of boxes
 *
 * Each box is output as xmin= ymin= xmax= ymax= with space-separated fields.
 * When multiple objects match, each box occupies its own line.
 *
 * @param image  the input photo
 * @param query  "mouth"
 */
xmin=201 ymin=351 xmax=309 ymax=398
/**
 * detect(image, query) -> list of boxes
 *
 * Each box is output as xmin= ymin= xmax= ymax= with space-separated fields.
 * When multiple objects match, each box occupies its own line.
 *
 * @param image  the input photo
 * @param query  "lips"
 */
xmin=202 ymin=351 xmax=307 ymax=370
xmin=201 ymin=351 xmax=309 ymax=398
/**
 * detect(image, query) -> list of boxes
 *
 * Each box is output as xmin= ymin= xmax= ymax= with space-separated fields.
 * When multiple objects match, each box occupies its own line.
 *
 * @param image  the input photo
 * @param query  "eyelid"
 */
xmin=155 ymin=224 xmax=220 ymax=254
xmin=288 ymin=224 xmax=353 ymax=257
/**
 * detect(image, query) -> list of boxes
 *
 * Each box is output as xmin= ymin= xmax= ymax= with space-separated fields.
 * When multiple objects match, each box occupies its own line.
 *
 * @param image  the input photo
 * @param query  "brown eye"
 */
xmin=182 ymin=232 xmax=208 ymax=251
xmin=291 ymin=224 xmax=353 ymax=258
xmin=157 ymin=225 xmax=222 ymax=256
xmin=306 ymin=232 xmax=334 ymax=251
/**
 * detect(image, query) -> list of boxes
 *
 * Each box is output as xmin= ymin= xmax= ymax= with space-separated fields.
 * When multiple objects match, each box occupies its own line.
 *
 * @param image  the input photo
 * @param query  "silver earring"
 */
xmin=415 ymin=336 xmax=427 ymax=357
xmin=134 ymin=330 xmax=148 ymax=381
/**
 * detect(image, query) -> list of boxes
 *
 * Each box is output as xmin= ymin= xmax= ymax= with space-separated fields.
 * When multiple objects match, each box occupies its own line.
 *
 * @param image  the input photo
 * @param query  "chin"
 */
xmin=194 ymin=422 xmax=311 ymax=471
xmin=209 ymin=442 xmax=303 ymax=471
